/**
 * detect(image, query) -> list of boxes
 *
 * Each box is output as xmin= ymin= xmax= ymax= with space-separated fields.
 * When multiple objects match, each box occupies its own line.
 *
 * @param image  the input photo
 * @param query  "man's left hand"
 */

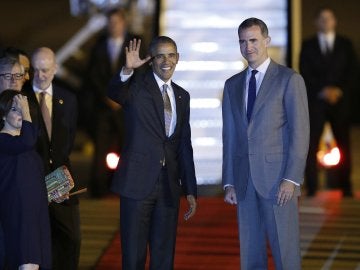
xmin=277 ymin=181 xmax=295 ymax=206
xmin=184 ymin=195 xmax=197 ymax=220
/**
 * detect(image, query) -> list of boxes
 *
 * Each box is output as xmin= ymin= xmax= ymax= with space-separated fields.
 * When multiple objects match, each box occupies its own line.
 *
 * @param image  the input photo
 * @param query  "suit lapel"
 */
xmin=171 ymin=84 xmax=184 ymax=137
xmin=144 ymin=72 xmax=167 ymax=136
xmin=52 ymin=86 xmax=65 ymax=142
xmin=231 ymin=71 xmax=248 ymax=125
xmin=250 ymin=61 xmax=278 ymax=122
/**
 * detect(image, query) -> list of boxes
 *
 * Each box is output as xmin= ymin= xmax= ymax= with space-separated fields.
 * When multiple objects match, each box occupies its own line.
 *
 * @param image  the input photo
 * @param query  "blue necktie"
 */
xmin=247 ymin=70 xmax=258 ymax=122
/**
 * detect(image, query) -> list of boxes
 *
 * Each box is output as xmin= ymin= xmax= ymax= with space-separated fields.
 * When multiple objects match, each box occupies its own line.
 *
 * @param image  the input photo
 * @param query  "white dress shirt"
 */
xmin=318 ymin=32 xmax=335 ymax=54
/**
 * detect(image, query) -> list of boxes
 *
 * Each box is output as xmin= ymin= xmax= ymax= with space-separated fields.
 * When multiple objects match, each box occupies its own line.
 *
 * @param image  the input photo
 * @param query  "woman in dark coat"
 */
xmin=0 ymin=90 xmax=51 ymax=270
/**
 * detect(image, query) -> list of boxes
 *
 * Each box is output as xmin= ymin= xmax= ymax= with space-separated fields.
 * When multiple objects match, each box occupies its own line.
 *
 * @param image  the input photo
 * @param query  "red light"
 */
xmin=106 ymin=152 xmax=120 ymax=170
xmin=317 ymin=123 xmax=341 ymax=167
xmin=317 ymin=147 xmax=341 ymax=167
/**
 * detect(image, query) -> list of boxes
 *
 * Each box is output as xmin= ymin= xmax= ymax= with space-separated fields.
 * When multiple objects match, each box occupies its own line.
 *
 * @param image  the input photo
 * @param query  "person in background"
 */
xmin=85 ymin=8 xmax=142 ymax=197
xmin=108 ymin=37 xmax=197 ymax=270
xmin=0 ymin=56 xmax=25 ymax=92
xmin=0 ymin=90 xmax=51 ymax=270
xmin=2 ymin=47 xmax=32 ymax=89
xmin=222 ymin=18 xmax=309 ymax=269
xmin=22 ymin=47 xmax=80 ymax=270
xmin=299 ymin=7 xmax=358 ymax=197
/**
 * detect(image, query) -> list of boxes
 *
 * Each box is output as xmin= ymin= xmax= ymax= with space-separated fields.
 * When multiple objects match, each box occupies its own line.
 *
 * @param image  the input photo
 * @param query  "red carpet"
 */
xmin=96 ymin=197 xmax=275 ymax=269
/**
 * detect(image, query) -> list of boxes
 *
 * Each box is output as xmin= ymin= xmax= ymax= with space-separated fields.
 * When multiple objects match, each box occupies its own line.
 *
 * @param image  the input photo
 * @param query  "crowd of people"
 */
xmin=0 ymin=46 xmax=80 ymax=269
xmin=0 ymin=5 xmax=358 ymax=270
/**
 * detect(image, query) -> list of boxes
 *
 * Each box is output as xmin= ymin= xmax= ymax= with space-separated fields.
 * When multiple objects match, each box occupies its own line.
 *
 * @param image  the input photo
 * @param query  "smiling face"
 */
xmin=0 ymin=63 xmax=24 ymax=92
xmin=32 ymin=48 xmax=57 ymax=90
xmin=150 ymin=42 xmax=179 ymax=82
xmin=238 ymin=25 xmax=270 ymax=69
xmin=3 ymin=101 xmax=22 ymax=132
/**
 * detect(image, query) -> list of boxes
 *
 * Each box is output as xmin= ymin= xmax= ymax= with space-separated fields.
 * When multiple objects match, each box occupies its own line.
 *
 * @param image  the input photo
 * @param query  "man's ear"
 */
xmin=265 ymin=36 xmax=271 ymax=47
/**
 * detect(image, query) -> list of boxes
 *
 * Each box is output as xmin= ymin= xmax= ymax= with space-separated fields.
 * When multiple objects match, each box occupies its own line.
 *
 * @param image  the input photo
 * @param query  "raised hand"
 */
xmin=123 ymin=39 xmax=151 ymax=74
xmin=13 ymin=94 xmax=31 ymax=121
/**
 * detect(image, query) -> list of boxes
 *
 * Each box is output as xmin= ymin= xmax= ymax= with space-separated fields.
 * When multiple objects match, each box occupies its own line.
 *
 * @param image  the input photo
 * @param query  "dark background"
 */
xmin=1 ymin=0 xmax=359 ymax=122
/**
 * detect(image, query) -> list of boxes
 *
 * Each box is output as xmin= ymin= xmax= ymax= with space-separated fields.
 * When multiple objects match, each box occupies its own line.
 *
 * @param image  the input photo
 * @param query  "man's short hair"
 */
xmin=0 ymin=56 xmax=22 ymax=74
xmin=314 ymin=6 xmax=336 ymax=19
xmin=238 ymin=17 xmax=269 ymax=38
xmin=106 ymin=7 xmax=126 ymax=20
xmin=149 ymin=36 xmax=177 ymax=57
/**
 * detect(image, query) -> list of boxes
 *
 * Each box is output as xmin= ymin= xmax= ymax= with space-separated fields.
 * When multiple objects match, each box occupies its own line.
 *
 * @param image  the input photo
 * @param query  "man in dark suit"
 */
xmin=300 ymin=7 xmax=357 ymax=197
xmin=23 ymin=47 xmax=80 ymax=270
xmin=222 ymin=18 xmax=309 ymax=269
xmin=108 ymin=37 xmax=197 ymax=270
xmin=85 ymin=8 xmax=142 ymax=197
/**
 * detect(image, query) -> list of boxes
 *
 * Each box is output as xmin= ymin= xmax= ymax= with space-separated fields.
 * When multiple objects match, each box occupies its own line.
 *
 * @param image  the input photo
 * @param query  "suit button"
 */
xmin=49 ymin=159 xmax=53 ymax=164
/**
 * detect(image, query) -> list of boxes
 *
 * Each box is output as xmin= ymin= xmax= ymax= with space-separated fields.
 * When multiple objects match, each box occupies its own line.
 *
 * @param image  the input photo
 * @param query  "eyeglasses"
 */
xmin=0 ymin=73 xmax=24 ymax=80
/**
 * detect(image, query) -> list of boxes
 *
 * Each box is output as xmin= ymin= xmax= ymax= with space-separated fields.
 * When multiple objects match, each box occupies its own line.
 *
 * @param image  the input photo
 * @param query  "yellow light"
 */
xmin=106 ymin=152 xmax=120 ymax=170
xmin=317 ymin=147 xmax=341 ymax=167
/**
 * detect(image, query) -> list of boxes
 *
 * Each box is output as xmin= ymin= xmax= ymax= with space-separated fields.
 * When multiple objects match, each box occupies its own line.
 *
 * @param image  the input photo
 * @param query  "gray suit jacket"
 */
xmin=222 ymin=60 xmax=309 ymax=201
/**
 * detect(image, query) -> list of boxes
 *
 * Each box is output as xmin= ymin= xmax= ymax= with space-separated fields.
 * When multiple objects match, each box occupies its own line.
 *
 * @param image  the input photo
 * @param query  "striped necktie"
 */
xmin=162 ymin=84 xmax=172 ymax=136
xmin=39 ymin=91 xmax=52 ymax=139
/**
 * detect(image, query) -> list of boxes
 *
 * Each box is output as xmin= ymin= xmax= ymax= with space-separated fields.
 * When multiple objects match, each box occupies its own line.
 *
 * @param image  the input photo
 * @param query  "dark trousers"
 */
xmin=305 ymin=102 xmax=352 ymax=195
xmin=49 ymin=202 xmax=81 ymax=270
xmin=120 ymin=169 xmax=180 ymax=270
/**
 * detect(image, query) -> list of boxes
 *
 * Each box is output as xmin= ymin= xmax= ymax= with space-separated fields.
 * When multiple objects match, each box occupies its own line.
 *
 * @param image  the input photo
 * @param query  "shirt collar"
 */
xmin=33 ymin=84 xmax=53 ymax=96
xmin=318 ymin=32 xmax=335 ymax=43
xmin=248 ymin=57 xmax=271 ymax=75
xmin=153 ymin=73 xmax=172 ymax=91
xmin=108 ymin=37 xmax=124 ymax=46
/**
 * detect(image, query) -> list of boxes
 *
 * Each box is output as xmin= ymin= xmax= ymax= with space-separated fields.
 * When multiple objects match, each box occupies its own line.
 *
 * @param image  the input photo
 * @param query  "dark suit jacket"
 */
xmin=299 ymin=34 xmax=357 ymax=112
xmin=23 ymin=84 xmax=78 ymax=204
xmin=108 ymin=69 xmax=197 ymax=200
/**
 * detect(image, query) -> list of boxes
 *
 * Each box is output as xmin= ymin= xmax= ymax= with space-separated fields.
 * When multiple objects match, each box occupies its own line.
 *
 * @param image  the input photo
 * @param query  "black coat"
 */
xmin=108 ymin=70 xmax=197 ymax=201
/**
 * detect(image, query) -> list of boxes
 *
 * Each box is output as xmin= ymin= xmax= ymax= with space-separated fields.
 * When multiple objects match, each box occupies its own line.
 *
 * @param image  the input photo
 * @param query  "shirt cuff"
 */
xmin=223 ymin=184 xmax=234 ymax=190
xmin=283 ymin=178 xmax=300 ymax=186
xmin=120 ymin=67 xmax=133 ymax=82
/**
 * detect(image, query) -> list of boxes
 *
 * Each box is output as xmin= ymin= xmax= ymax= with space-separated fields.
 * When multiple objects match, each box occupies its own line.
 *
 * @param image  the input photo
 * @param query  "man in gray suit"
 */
xmin=222 ymin=18 xmax=309 ymax=269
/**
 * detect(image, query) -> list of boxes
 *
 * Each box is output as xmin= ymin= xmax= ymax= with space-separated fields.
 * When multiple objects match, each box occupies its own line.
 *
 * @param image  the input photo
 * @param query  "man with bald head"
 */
xmin=23 ymin=47 xmax=80 ymax=270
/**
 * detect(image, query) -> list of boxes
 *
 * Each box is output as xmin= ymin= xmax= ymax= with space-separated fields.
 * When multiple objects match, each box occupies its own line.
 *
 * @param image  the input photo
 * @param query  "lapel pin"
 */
xmin=59 ymin=99 xmax=64 ymax=104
